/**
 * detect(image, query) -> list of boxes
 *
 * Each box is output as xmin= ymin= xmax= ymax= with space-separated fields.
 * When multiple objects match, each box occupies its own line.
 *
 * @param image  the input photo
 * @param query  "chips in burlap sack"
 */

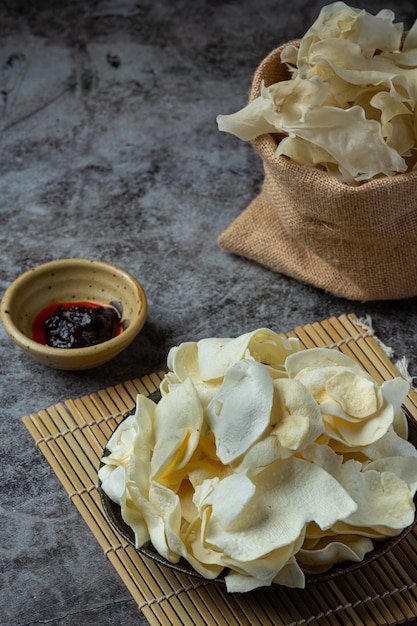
xmin=218 ymin=41 xmax=417 ymax=301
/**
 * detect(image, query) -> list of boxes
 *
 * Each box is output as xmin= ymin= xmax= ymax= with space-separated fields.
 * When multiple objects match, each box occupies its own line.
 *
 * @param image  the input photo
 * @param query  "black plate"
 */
xmin=98 ymin=396 xmax=417 ymax=587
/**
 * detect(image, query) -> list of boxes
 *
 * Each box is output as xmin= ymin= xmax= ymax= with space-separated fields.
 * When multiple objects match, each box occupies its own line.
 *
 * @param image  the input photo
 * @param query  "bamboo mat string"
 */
xmin=352 ymin=315 xmax=395 ymax=357
xmin=21 ymin=314 xmax=417 ymax=626
xmin=104 ymin=542 xmax=131 ymax=555
xmin=68 ymin=484 xmax=97 ymax=498
xmin=137 ymin=580 xmax=211 ymax=610
xmin=33 ymin=410 xmax=131 ymax=447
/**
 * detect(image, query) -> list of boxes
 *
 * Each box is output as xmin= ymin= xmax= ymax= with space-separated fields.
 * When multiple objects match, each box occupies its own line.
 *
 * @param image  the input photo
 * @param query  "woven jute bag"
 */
xmin=218 ymin=41 xmax=417 ymax=301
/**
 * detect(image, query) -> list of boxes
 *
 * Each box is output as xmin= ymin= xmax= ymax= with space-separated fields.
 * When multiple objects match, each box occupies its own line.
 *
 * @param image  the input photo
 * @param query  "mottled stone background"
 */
xmin=1 ymin=1 xmax=416 ymax=624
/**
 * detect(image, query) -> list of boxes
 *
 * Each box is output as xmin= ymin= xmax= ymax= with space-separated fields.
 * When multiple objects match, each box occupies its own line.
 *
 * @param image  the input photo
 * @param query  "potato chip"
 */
xmin=359 ymin=426 xmax=417 ymax=461
xmin=161 ymin=342 xmax=220 ymax=407
xmin=286 ymin=346 xmax=364 ymax=378
xmin=286 ymin=347 xmax=409 ymax=447
xmin=160 ymin=328 xmax=300 ymax=407
xmin=298 ymin=534 xmax=374 ymax=570
xmin=324 ymin=370 xmax=378 ymax=418
xmin=210 ymin=470 xmax=256 ymax=528
xmin=404 ymin=19 xmax=417 ymax=51
xmin=180 ymin=514 xmax=227 ymax=580
xmin=364 ymin=456 xmax=417 ymax=496
xmin=320 ymin=395 xmax=394 ymax=447
xmin=297 ymin=2 xmax=402 ymax=58
xmin=382 ymin=378 xmax=411 ymax=421
xmin=151 ymin=378 xmax=203 ymax=488
xmin=301 ymin=441 xmax=416 ymax=535
xmin=221 ymin=536 xmax=305 ymax=592
xmin=128 ymin=480 xmax=182 ymax=562
xmin=206 ymin=359 xmax=274 ymax=464
xmin=104 ymin=414 xmax=137 ymax=456
xmin=197 ymin=327 xmax=300 ymax=380
xmin=185 ymin=509 xmax=305 ymax=592
xmin=98 ymin=395 xmax=157 ymax=500
xmin=166 ymin=342 xmax=198 ymax=380
xmin=198 ymin=458 xmax=357 ymax=562
xmin=272 ymin=557 xmax=306 ymax=589
xmin=99 ymin=463 xmax=126 ymax=506
xmin=236 ymin=377 xmax=324 ymax=470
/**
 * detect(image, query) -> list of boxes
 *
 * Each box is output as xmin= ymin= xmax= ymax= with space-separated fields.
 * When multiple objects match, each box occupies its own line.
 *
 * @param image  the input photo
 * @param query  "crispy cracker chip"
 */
xmin=286 ymin=348 xmax=409 ymax=447
xmin=206 ymin=359 xmax=274 ymax=464
xmin=199 ymin=458 xmax=357 ymax=562
xmin=302 ymin=442 xmax=416 ymax=535
xmin=298 ymin=534 xmax=374 ymax=570
xmin=197 ymin=327 xmax=300 ymax=381
xmin=151 ymin=378 xmax=203 ymax=487
xmin=236 ymin=378 xmax=324 ymax=469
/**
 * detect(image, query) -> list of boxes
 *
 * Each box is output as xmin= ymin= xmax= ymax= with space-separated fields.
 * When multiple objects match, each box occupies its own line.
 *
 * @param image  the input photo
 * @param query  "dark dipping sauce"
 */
xmin=33 ymin=302 xmax=122 ymax=348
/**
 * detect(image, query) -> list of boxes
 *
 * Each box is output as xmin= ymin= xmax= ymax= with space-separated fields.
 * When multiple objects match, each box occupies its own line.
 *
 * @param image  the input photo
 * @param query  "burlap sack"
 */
xmin=218 ymin=41 xmax=417 ymax=301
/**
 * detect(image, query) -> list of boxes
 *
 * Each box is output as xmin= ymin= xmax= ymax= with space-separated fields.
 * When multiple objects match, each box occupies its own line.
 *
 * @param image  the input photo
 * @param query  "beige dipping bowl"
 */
xmin=0 ymin=258 xmax=147 ymax=370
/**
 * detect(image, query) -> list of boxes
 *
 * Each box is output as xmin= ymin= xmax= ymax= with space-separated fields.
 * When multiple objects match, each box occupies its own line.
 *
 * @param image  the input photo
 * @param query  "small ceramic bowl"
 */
xmin=0 ymin=258 xmax=147 ymax=370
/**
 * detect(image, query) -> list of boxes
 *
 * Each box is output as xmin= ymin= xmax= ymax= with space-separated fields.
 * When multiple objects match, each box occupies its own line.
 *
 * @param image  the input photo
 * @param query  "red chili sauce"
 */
xmin=32 ymin=301 xmax=122 ymax=348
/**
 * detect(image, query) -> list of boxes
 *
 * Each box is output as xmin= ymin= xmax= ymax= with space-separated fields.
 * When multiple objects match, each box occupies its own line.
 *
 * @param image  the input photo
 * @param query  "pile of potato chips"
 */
xmin=99 ymin=328 xmax=417 ymax=592
xmin=217 ymin=2 xmax=417 ymax=184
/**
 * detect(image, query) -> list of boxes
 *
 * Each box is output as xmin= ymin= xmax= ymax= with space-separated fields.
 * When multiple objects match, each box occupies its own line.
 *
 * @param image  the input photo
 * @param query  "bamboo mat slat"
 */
xmin=22 ymin=313 xmax=417 ymax=626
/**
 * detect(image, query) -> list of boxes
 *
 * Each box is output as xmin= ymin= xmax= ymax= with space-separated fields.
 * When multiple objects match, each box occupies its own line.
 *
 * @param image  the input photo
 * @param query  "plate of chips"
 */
xmin=98 ymin=329 xmax=417 ymax=592
xmin=98 ymin=400 xmax=417 ymax=587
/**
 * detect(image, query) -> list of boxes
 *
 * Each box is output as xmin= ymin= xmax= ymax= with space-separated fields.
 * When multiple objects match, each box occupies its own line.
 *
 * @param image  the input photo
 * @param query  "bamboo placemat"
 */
xmin=22 ymin=313 xmax=417 ymax=626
